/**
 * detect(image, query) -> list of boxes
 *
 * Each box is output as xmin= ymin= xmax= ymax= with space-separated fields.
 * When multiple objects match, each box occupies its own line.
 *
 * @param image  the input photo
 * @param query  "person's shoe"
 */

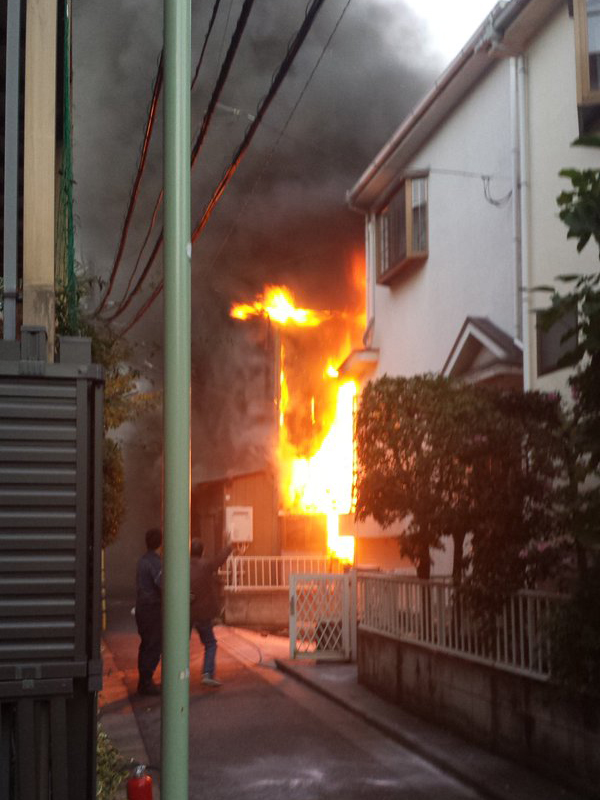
xmin=201 ymin=674 xmax=222 ymax=687
xmin=138 ymin=681 xmax=161 ymax=696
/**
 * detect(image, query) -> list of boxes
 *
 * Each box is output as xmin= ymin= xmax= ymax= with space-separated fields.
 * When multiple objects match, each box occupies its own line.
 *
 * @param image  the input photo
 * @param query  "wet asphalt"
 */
xmin=104 ymin=602 xmax=483 ymax=800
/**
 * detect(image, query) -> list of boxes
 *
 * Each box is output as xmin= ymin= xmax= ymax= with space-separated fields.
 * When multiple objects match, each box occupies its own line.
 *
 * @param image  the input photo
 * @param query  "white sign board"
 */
xmin=225 ymin=506 xmax=253 ymax=543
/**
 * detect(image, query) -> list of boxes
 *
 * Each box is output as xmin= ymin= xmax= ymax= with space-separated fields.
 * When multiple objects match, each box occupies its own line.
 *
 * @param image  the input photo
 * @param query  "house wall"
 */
xmin=367 ymin=58 xmax=516 ymax=379
xmin=358 ymin=629 xmax=600 ymax=798
xmin=525 ymin=5 xmax=599 ymax=392
xmin=224 ymin=471 xmax=280 ymax=556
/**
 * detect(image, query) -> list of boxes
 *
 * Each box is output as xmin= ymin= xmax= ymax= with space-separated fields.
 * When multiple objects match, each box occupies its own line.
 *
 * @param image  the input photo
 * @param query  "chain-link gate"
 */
xmin=289 ymin=572 xmax=357 ymax=660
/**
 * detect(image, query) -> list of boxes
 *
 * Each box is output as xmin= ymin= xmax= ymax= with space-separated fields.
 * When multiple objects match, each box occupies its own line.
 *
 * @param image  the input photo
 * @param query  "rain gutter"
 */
xmin=347 ymin=0 xmax=533 ymax=212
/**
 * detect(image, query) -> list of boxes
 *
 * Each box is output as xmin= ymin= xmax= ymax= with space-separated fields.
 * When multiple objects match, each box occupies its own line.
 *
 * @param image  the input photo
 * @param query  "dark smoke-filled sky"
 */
xmin=73 ymin=0 xmax=443 ymax=531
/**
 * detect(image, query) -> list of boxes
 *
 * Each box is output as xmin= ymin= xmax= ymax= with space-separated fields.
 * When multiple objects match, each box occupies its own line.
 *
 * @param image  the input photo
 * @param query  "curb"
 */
xmin=273 ymin=658 xmax=576 ymax=800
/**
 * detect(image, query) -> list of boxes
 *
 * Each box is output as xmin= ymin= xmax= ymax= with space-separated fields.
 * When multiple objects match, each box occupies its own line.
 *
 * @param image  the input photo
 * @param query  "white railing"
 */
xmin=357 ymin=573 xmax=565 ymax=680
xmin=224 ymin=555 xmax=344 ymax=591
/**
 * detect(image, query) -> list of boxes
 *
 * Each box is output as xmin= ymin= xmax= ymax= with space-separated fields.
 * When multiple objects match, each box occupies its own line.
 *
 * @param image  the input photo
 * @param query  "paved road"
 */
xmin=105 ymin=611 xmax=482 ymax=800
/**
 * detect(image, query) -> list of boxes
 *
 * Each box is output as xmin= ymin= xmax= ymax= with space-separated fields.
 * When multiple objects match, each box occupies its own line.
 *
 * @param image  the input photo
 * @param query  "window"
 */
xmin=536 ymin=308 xmax=578 ymax=377
xmin=574 ymin=0 xmax=600 ymax=107
xmin=376 ymin=176 xmax=428 ymax=284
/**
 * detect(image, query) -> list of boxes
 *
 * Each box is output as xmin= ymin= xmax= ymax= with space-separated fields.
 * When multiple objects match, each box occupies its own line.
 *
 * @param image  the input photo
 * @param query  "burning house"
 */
xmin=192 ymin=281 xmax=368 ymax=565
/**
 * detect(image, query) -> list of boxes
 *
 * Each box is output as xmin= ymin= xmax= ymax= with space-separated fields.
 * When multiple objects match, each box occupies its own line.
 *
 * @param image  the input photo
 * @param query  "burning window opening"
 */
xmin=231 ymin=284 xmax=359 ymax=563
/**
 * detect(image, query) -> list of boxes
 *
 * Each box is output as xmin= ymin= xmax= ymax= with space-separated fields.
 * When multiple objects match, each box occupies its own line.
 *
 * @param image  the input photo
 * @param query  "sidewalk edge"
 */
xmin=274 ymin=658 xmax=521 ymax=800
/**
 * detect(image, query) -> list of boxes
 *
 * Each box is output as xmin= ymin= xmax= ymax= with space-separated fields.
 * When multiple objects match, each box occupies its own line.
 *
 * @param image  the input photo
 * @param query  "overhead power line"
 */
xmin=120 ymin=0 xmax=330 ymax=335
xmin=207 ymin=0 xmax=354 ymax=276
xmin=104 ymin=0 xmax=257 ymax=324
xmin=94 ymin=50 xmax=164 ymax=317
xmin=191 ymin=0 xmax=223 ymax=90
xmin=94 ymin=0 xmax=224 ymax=318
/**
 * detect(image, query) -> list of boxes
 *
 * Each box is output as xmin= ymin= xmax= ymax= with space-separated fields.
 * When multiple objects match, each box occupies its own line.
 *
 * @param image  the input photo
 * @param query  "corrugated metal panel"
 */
xmin=0 ymin=377 xmax=86 ymax=678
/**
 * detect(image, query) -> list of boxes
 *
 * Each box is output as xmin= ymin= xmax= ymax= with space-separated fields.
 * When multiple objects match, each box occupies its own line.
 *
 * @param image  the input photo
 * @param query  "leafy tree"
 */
xmin=56 ymin=280 xmax=155 ymax=546
xmin=537 ymin=139 xmax=600 ymax=559
xmin=355 ymin=375 xmax=564 ymax=602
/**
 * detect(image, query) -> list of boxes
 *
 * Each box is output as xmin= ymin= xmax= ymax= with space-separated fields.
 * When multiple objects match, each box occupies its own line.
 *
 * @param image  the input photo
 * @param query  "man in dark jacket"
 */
xmin=190 ymin=538 xmax=233 ymax=687
xmin=135 ymin=528 xmax=163 ymax=695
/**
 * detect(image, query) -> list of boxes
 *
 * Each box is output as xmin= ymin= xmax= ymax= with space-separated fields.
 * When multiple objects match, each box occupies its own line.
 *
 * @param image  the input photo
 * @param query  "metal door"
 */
xmin=289 ymin=572 xmax=357 ymax=661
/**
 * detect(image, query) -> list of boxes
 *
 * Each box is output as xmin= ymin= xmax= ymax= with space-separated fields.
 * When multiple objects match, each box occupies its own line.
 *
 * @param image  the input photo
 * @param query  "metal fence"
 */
xmin=357 ymin=574 xmax=564 ymax=680
xmin=223 ymin=555 xmax=344 ymax=591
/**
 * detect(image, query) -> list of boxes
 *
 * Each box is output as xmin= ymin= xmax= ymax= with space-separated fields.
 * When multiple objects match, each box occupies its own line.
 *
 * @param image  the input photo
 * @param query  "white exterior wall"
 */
xmin=367 ymin=60 xmax=516 ymax=380
xmin=525 ymin=6 xmax=599 ymax=393
xmin=355 ymin=2 xmax=600 ymax=571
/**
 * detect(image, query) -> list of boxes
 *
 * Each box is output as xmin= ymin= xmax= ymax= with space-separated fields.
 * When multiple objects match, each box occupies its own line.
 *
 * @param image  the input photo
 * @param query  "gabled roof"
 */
xmin=347 ymin=0 xmax=564 ymax=211
xmin=442 ymin=316 xmax=523 ymax=385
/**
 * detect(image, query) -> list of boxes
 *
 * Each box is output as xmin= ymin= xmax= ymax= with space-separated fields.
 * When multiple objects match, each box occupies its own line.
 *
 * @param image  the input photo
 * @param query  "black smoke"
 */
xmin=73 ymin=0 xmax=441 ymax=536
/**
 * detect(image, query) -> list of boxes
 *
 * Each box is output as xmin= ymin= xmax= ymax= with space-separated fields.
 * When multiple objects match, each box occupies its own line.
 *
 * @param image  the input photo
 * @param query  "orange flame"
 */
xmin=231 ymin=285 xmax=327 ymax=327
xmin=231 ymin=281 xmax=363 ymax=563
xmin=279 ymin=366 xmax=356 ymax=563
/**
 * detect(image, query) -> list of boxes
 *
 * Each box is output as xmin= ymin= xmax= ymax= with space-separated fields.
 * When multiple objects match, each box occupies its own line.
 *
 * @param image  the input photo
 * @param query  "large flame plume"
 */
xmin=230 ymin=285 xmax=328 ymax=327
xmin=231 ymin=282 xmax=360 ymax=563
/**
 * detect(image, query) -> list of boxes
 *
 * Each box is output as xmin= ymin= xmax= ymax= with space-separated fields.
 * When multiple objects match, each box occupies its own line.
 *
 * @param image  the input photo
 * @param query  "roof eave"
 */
xmin=347 ymin=0 xmax=543 ymax=213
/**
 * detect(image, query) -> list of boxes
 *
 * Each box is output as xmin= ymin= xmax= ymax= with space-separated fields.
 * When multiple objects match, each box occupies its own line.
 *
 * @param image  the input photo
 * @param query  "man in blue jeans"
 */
xmin=135 ymin=528 xmax=163 ymax=695
xmin=189 ymin=538 xmax=233 ymax=686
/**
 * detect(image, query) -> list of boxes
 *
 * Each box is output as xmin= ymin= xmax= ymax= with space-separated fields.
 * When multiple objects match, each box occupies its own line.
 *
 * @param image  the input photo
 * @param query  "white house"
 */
xmin=343 ymin=0 xmax=599 ymax=572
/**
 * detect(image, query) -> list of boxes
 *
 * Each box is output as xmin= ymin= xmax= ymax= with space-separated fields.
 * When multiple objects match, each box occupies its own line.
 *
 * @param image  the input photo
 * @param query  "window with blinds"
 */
xmin=376 ymin=176 xmax=428 ymax=284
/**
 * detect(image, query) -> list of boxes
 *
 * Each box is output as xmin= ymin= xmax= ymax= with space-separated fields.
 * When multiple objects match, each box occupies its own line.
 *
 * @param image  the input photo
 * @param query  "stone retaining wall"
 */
xmin=358 ymin=628 xmax=600 ymax=798
xmin=224 ymin=589 xmax=289 ymax=631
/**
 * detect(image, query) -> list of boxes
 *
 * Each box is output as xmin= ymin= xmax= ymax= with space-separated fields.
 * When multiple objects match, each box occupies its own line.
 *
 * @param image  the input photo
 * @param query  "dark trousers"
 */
xmin=135 ymin=603 xmax=161 ymax=685
xmin=192 ymin=620 xmax=217 ymax=677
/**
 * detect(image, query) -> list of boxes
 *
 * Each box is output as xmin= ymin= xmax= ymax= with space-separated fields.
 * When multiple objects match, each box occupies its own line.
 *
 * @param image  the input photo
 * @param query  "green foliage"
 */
xmin=549 ymin=564 xmax=600 ymax=699
xmin=96 ymin=725 xmax=128 ymax=800
xmin=355 ymin=375 xmax=565 ymax=601
xmin=557 ymin=166 xmax=600 ymax=255
xmin=537 ymin=154 xmax=600 ymax=552
xmin=538 ymin=142 xmax=600 ymax=696
xmin=56 ymin=277 xmax=156 ymax=546
xmin=103 ymin=437 xmax=125 ymax=548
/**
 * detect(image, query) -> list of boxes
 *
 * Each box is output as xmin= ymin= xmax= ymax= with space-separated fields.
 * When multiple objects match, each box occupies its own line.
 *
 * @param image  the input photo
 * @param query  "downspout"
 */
xmin=3 ymin=0 xmax=21 ymax=340
xmin=365 ymin=214 xmax=375 ymax=343
xmin=517 ymin=54 xmax=532 ymax=390
xmin=510 ymin=57 xmax=522 ymax=346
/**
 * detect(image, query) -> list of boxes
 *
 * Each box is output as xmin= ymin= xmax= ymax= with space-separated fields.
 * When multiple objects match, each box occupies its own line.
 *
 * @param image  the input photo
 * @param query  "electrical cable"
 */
xmin=95 ymin=0 xmax=223 ymax=319
xmin=191 ymin=0 xmax=223 ymax=91
xmin=482 ymin=175 xmax=512 ymax=207
xmin=109 ymin=0 xmax=223 ymax=315
xmin=206 ymin=0 xmax=354 ymax=277
xmin=119 ymin=0 xmax=331 ymax=335
xmin=94 ymin=50 xmax=164 ymax=316
xmin=191 ymin=0 xmax=257 ymax=169
xmin=105 ymin=0 xmax=257 ymax=324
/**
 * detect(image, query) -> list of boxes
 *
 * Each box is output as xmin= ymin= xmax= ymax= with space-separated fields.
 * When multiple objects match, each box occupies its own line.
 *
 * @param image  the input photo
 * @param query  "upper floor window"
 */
xmin=536 ymin=308 xmax=578 ymax=377
xmin=574 ymin=0 xmax=600 ymax=107
xmin=376 ymin=175 xmax=428 ymax=284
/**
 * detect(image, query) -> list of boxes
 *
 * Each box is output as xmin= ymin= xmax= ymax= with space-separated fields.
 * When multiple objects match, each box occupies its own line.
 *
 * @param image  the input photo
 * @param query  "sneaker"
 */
xmin=201 ymin=674 xmax=223 ymax=687
xmin=138 ymin=681 xmax=161 ymax=696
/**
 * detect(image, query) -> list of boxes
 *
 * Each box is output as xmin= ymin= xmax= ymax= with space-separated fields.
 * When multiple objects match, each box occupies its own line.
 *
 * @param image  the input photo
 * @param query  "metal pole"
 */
xmin=3 ymin=0 xmax=22 ymax=340
xmin=161 ymin=0 xmax=191 ymax=795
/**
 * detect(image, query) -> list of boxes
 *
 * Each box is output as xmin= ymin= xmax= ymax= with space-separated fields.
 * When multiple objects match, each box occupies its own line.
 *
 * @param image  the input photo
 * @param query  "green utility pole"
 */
xmin=161 ymin=0 xmax=191 ymax=796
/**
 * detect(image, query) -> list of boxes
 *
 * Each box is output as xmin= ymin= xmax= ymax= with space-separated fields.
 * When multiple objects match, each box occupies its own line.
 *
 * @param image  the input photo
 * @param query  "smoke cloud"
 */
xmin=73 ymin=0 xmax=441 ymax=530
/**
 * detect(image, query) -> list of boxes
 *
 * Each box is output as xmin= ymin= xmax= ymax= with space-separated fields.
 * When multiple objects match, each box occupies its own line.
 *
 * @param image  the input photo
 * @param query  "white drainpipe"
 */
xmin=517 ymin=54 xmax=532 ymax=391
xmin=510 ymin=57 xmax=522 ymax=344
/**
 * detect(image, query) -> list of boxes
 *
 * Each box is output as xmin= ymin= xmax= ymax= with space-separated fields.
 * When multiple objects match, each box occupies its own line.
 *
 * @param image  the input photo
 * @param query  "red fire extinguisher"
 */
xmin=127 ymin=765 xmax=153 ymax=800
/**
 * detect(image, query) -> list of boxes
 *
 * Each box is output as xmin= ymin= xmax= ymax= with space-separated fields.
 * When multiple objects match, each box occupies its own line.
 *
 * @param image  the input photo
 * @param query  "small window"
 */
xmin=536 ymin=308 xmax=578 ymax=376
xmin=574 ymin=0 xmax=600 ymax=106
xmin=376 ymin=176 xmax=428 ymax=284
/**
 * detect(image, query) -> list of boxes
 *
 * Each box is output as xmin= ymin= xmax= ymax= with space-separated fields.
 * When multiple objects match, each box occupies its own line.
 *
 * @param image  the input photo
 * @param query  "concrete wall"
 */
xmin=224 ymin=589 xmax=289 ymax=632
xmin=358 ymin=629 xmax=600 ymax=797
xmin=366 ymin=57 xmax=515 ymax=379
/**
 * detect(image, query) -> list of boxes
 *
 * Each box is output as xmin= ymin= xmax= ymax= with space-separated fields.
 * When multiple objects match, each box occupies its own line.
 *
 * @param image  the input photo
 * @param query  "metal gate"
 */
xmin=289 ymin=572 xmax=357 ymax=660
